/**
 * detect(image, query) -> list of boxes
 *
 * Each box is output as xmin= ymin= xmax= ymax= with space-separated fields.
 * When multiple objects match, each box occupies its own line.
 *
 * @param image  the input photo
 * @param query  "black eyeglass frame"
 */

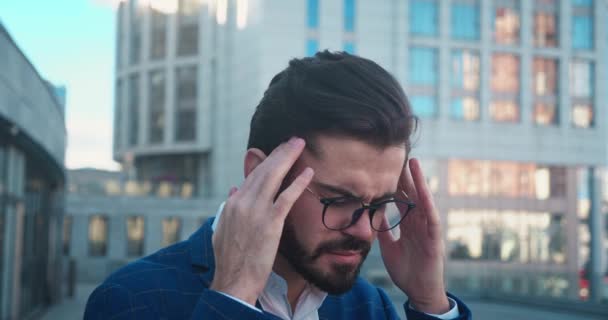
xmin=305 ymin=187 xmax=416 ymax=232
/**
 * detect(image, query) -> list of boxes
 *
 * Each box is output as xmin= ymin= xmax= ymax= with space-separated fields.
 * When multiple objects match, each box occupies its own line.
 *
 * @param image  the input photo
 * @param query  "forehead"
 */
xmin=299 ymin=135 xmax=406 ymax=197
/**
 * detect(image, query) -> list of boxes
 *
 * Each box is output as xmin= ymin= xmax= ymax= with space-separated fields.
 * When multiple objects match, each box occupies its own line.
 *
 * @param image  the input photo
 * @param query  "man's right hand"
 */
xmin=210 ymin=137 xmax=314 ymax=306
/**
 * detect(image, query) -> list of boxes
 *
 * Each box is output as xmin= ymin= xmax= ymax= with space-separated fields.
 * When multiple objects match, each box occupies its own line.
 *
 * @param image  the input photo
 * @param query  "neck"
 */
xmin=273 ymin=254 xmax=308 ymax=311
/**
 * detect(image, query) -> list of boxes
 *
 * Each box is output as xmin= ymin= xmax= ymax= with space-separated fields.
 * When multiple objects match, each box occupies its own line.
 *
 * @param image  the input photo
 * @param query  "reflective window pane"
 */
xmin=572 ymin=16 xmax=593 ymax=50
xmin=150 ymin=9 xmax=168 ymax=60
xmin=129 ymin=0 xmax=142 ymax=65
xmin=114 ymin=80 xmax=123 ymax=150
xmin=175 ymin=67 xmax=197 ymax=141
xmin=533 ymin=58 xmax=558 ymax=125
xmin=490 ymin=100 xmax=519 ymax=122
xmin=494 ymin=5 xmax=520 ymax=45
xmin=534 ymin=12 xmax=558 ymax=47
xmin=162 ymin=217 xmax=181 ymax=247
xmin=409 ymin=47 xmax=437 ymax=85
xmin=492 ymin=54 xmax=519 ymax=93
xmin=344 ymin=41 xmax=355 ymax=54
xmin=410 ymin=95 xmax=436 ymax=118
xmin=126 ymin=216 xmax=145 ymax=256
xmin=177 ymin=0 xmax=200 ymax=56
xmin=128 ymin=74 xmax=140 ymax=146
xmin=451 ymin=50 xmax=479 ymax=91
xmin=149 ymin=70 xmax=165 ymax=144
xmin=572 ymin=104 xmax=593 ymax=128
xmin=570 ymin=61 xmax=593 ymax=98
xmin=89 ymin=215 xmax=108 ymax=257
xmin=62 ymin=215 xmax=72 ymax=256
xmin=410 ymin=0 xmax=438 ymax=36
xmin=307 ymin=39 xmax=319 ymax=56
xmin=307 ymin=0 xmax=319 ymax=29
xmin=344 ymin=0 xmax=355 ymax=32
xmin=450 ymin=97 xmax=480 ymax=121
xmin=451 ymin=1 xmax=479 ymax=40
xmin=448 ymin=210 xmax=566 ymax=264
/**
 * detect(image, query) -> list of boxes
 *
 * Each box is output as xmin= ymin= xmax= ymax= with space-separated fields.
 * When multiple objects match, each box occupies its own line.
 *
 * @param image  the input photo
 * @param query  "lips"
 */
xmin=326 ymin=250 xmax=362 ymax=264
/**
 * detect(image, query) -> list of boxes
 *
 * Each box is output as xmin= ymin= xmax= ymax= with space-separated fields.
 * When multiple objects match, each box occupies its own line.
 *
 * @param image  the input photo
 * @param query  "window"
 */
xmin=307 ymin=39 xmax=319 ymax=56
xmin=128 ymin=74 xmax=140 ymax=146
xmin=126 ymin=216 xmax=145 ymax=256
xmin=409 ymin=47 xmax=438 ymax=118
xmin=450 ymin=50 xmax=480 ymax=121
xmin=89 ymin=215 xmax=108 ymax=256
xmin=570 ymin=61 xmax=594 ymax=128
xmin=451 ymin=0 xmax=479 ymax=40
xmin=344 ymin=0 xmax=355 ymax=32
xmin=447 ymin=160 xmax=566 ymax=199
xmin=149 ymin=70 xmax=165 ymax=144
xmin=533 ymin=1 xmax=558 ymax=47
xmin=150 ymin=8 xmax=168 ymax=60
xmin=448 ymin=210 xmax=566 ymax=264
xmin=116 ymin=3 xmax=125 ymax=67
xmin=162 ymin=217 xmax=182 ymax=247
xmin=344 ymin=41 xmax=355 ymax=54
xmin=177 ymin=0 xmax=200 ymax=56
xmin=493 ymin=1 xmax=519 ymax=45
xmin=62 ymin=215 xmax=72 ymax=256
xmin=114 ymin=80 xmax=123 ymax=150
xmin=175 ymin=67 xmax=197 ymax=141
xmin=307 ymin=0 xmax=319 ymax=29
xmin=572 ymin=0 xmax=593 ymax=50
xmin=409 ymin=0 xmax=437 ymax=36
xmin=129 ymin=0 xmax=142 ymax=65
xmin=533 ymin=58 xmax=558 ymax=125
xmin=491 ymin=54 xmax=520 ymax=122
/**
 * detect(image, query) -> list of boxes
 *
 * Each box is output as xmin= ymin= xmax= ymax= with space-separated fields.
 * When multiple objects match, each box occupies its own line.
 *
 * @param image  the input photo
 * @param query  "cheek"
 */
xmin=286 ymin=195 xmax=327 ymax=246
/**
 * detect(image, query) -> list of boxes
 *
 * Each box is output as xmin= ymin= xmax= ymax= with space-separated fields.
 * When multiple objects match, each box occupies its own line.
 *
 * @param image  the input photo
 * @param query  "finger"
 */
xmin=273 ymin=167 xmax=314 ymax=219
xmin=228 ymin=187 xmax=238 ymax=197
xmin=246 ymin=137 xmax=306 ymax=199
xmin=377 ymin=223 xmax=399 ymax=264
xmin=399 ymin=160 xmax=418 ymax=201
xmin=409 ymin=158 xmax=442 ymax=237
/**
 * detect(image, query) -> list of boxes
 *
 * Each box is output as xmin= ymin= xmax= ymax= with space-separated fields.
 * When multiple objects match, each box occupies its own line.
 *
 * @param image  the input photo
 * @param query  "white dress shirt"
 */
xmin=211 ymin=202 xmax=460 ymax=319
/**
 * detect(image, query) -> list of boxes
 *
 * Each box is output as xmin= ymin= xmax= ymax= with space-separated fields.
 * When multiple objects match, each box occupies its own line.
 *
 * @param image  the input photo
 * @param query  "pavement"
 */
xmin=39 ymin=283 xmax=606 ymax=319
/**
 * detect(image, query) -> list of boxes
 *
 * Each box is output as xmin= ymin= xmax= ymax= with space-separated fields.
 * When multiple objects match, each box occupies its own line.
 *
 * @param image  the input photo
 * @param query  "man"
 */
xmin=85 ymin=51 xmax=471 ymax=319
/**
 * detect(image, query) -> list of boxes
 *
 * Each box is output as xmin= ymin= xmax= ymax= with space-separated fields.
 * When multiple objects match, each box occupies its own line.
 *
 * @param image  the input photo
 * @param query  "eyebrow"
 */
xmin=313 ymin=181 xmax=397 ymax=203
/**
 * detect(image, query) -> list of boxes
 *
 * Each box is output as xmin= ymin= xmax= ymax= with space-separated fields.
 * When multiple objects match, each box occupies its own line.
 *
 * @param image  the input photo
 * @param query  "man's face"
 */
xmin=277 ymin=135 xmax=406 ymax=294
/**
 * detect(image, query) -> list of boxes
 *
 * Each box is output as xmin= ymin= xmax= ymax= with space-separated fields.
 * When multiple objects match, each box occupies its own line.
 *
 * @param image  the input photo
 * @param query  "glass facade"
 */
xmin=570 ymin=60 xmax=594 ymax=128
xmin=451 ymin=0 xmax=479 ymax=40
xmin=150 ymin=8 xmax=168 ymax=60
xmin=114 ymin=80 xmax=123 ymax=150
xmin=175 ymin=66 xmax=197 ymax=141
xmin=344 ymin=41 xmax=355 ymax=54
xmin=491 ymin=53 xmax=520 ymax=122
xmin=128 ymin=74 xmax=140 ymax=146
xmin=63 ymin=215 xmax=72 ymax=255
xmin=448 ymin=209 xmax=566 ymax=264
xmin=136 ymin=154 xmax=199 ymax=197
xmin=307 ymin=39 xmax=319 ymax=56
xmin=409 ymin=47 xmax=438 ymax=118
xmin=129 ymin=0 xmax=142 ymax=65
xmin=448 ymin=160 xmax=566 ymax=199
xmin=533 ymin=1 xmax=558 ymax=47
xmin=344 ymin=0 xmax=355 ymax=32
xmin=572 ymin=0 xmax=593 ymax=50
xmin=162 ymin=217 xmax=182 ymax=247
xmin=450 ymin=50 xmax=480 ymax=121
xmin=89 ymin=215 xmax=109 ymax=256
xmin=149 ymin=70 xmax=165 ymax=144
xmin=533 ymin=57 xmax=559 ymax=125
xmin=493 ymin=1 xmax=520 ymax=45
xmin=126 ymin=216 xmax=145 ymax=256
xmin=307 ymin=0 xmax=319 ymax=29
xmin=177 ymin=0 xmax=200 ymax=56
xmin=409 ymin=0 xmax=437 ymax=36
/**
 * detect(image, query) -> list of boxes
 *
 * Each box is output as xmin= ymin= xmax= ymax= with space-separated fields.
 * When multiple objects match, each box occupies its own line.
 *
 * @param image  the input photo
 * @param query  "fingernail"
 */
xmin=302 ymin=167 xmax=314 ymax=178
xmin=288 ymin=137 xmax=304 ymax=148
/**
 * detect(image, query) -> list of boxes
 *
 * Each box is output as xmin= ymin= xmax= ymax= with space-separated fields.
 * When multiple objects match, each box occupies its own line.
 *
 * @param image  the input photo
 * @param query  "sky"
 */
xmin=0 ymin=0 xmax=119 ymax=170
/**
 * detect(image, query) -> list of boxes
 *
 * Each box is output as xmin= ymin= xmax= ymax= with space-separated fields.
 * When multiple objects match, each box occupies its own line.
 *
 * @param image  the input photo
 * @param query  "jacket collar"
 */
xmin=188 ymin=217 xmax=216 ymax=285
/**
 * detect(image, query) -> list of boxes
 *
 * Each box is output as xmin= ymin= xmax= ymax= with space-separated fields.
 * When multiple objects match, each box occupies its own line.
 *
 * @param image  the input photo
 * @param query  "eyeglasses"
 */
xmin=304 ymin=185 xmax=416 ymax=232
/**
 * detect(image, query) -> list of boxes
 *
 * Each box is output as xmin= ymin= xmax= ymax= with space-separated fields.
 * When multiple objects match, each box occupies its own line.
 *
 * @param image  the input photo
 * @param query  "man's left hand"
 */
xmin=377 ymin=158 xmax=450 ymax=314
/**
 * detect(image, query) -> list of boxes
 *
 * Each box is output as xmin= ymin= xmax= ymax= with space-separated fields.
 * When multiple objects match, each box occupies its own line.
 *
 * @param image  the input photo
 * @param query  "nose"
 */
xmin=341 ymin=208 xmax=374 ymax=241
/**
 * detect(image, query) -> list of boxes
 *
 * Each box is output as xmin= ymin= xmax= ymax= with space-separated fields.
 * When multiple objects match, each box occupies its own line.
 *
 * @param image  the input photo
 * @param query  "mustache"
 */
xmin=311 ymin=235 xmax=371 ymax=260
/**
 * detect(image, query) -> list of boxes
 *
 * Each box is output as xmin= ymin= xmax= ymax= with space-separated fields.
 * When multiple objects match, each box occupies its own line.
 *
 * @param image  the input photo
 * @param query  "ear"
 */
xmin=244 ymin=148 xmax=267 ymax=178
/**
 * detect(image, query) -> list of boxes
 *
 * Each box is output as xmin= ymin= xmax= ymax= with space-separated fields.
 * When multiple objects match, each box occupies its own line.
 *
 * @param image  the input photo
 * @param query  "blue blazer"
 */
xmin=84 ymin=218 xmax=471 ymax=319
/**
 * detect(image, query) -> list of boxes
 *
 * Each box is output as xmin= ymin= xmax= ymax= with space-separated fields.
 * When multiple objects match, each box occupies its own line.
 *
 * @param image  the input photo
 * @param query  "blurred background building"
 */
xmin=0 ymin=23 xmax=67 ymax=320
xmin=62 ymin=0 xmax=607 ymax=315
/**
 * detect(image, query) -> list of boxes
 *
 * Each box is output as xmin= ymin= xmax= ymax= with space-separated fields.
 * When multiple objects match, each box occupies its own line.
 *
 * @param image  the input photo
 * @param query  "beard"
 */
xmin=277 ymin=218 xmax=371 ymax=295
